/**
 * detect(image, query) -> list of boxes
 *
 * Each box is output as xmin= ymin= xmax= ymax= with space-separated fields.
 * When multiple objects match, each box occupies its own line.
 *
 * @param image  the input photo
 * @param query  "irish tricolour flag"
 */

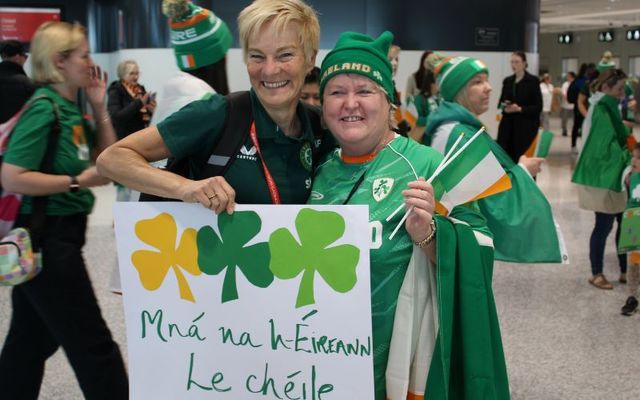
xmin=431 ymin=128 xmax=511 ymax=216
xmin=388 ymin=128 xmax=511 ymax=240
xmin=525 ymin=130 xmax=554 ymax=158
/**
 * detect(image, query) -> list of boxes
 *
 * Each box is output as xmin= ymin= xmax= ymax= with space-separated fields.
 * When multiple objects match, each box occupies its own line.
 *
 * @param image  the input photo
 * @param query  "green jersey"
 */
xmin=158 ymin=89 xmax=334 ymax=204
xmin=309 ymin=135 xmax=489 ymax=399
xmin=5 ymin=86 xmax=95 ymax=215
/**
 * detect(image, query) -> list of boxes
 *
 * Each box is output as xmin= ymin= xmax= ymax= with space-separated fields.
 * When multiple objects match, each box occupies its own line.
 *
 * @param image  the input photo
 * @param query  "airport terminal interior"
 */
xmin=1 ymin=0 xmax=640 ymax=399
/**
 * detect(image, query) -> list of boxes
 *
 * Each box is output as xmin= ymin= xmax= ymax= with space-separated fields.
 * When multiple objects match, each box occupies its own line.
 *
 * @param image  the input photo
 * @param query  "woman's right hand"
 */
xmin=179 ymin=176 xmax=236 ymax=215
xmin=518 ymin=155 xmax=544 ymax=177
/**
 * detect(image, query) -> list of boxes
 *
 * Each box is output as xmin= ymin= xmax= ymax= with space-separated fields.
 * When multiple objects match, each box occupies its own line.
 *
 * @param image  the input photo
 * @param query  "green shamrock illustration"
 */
xmin=269 ymin=208 xmax=360 ymax=308
xmin=197 ymin=211 xmax=273 ymax=303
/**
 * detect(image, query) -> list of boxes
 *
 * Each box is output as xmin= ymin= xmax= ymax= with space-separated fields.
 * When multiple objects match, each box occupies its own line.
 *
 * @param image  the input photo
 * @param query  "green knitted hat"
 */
xmin=320 ymin=31 xmax=395 ymax=102
xmin=428 ymin=53 xmax=489 ymax=101
xmin=162 ymin=0 xmax=232 ymax=71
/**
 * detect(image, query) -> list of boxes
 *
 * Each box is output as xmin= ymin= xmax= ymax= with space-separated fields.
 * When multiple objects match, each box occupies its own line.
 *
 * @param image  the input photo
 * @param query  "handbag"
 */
xmin=0 ymin=228 xmax=42 ymax=285
xmin=0 ymin=95 xmax=61 ymax=286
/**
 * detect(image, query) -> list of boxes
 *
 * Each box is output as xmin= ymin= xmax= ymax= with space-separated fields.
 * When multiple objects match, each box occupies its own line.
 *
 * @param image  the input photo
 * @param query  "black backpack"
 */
xmin=139 ymin=91 xmax=324 ymax=201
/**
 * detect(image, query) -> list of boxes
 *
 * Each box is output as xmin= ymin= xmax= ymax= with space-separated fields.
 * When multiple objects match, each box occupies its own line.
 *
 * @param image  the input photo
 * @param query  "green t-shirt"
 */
xmin=309 ymin=135 xmax=490 ymax=399
xmin=158 ymin=90 xmax=333 ymax=204
xmin=5 ymin=86 xmax=95 ymax=215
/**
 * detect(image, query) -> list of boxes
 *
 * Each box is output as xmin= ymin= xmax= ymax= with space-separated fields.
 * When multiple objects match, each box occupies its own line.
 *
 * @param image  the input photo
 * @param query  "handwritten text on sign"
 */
xmin=113 ymin=203 xmax=374 ymax=399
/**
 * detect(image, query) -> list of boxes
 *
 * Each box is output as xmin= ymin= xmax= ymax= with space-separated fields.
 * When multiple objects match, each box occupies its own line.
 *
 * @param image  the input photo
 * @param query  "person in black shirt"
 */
xmin=0 ymin=40 xmax=36 ymax=123
xmin=496 ymin=51 xmax=542 ymax=163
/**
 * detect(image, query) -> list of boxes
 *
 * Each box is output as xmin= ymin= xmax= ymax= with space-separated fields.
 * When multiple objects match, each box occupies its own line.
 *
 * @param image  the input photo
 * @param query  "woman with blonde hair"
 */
xmin=98 ymin=0 xmax=334 ymax=211
xmin=0 ymin=21 xmax=128 ymax=399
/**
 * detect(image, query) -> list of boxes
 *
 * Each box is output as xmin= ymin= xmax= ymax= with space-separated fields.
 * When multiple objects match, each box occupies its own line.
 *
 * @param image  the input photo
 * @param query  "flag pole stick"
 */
xmin=388 ymin=127 xmax=486 ymax=240
xmin=385 ymin=133 xmax=466 ymax=223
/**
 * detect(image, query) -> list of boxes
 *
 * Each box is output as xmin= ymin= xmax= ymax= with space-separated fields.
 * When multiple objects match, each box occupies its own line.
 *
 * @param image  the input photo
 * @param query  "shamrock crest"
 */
xmin=269 ymin=208 xmax=360 ymax=308
xmin=132 ymin=213 xmax=200 ymax=302
xmin=197 ymin=211 xmax=273 ymax=303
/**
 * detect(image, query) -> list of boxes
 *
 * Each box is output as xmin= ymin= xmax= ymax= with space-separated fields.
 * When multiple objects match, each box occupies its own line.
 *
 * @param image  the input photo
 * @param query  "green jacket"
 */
xmin=572 ymin=94 xmax=630 ymax=192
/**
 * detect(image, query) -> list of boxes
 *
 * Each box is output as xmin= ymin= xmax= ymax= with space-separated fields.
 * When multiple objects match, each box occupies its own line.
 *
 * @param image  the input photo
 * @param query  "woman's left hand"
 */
xmin=86 ymin=65 xmax=108 ymax=109
xmin=402 ymin=178 xmax=435 ymax=244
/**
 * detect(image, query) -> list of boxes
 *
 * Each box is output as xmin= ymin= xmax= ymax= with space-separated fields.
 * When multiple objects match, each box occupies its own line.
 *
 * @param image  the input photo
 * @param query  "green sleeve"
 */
xmin=156 ymin=94 xmax=228 ymax=160
xmin=4 ymin=99 xmax=55 ymax=170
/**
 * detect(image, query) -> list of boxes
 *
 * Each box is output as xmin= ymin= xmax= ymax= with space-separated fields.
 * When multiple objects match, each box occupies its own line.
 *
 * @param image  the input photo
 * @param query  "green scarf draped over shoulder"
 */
xmin=572 ymin=94 xmax=630 ymax=191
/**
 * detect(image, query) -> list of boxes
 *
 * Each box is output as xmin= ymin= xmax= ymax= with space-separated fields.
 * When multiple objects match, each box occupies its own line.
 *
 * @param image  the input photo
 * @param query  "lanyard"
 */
xmin=342 ymin=171 xmax=366 ymax=205
xmin=249 ymin=122 xmax=281 ymax=204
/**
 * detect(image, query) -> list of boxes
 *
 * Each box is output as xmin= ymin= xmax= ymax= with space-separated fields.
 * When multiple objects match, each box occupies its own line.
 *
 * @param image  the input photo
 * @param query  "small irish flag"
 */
xmin=525 ymin=130 xmax=554 ymax=158
xmin=180 ymin=54 xmax=196 ymax=69
xmin=403 ymin=96 xmax=419 ymax=128
xmin=431 ymin=131 xmax=511 ymax=216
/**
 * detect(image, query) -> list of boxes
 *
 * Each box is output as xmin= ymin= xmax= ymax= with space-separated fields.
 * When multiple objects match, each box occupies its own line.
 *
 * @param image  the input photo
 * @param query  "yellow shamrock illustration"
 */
xmin=132 ymin=213 xmax=200 ymax=302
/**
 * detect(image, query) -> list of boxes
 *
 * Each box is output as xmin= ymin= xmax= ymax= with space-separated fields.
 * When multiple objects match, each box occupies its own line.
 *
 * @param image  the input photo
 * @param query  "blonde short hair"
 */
xmin=237 ymin=0 xmax=319 ymax=65
xmin=30 ymin=21 xmax=87 ymax=84
xmin=117 ymin=60 xmax=138 ymax=80
xmin=388 ymin=44 xmax=401 ymax=59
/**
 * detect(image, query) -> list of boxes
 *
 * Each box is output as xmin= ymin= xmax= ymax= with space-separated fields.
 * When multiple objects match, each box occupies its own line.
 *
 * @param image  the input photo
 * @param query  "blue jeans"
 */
xmin=589 ymin=212 xmax=627 ymax=276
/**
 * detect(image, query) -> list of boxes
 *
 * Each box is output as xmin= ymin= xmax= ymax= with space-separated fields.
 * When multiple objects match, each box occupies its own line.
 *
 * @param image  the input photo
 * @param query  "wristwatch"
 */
xmin=414 ymin=220 xmax=437 ymax=248
xmin=69 ymin=176 xmax=80 ymax=193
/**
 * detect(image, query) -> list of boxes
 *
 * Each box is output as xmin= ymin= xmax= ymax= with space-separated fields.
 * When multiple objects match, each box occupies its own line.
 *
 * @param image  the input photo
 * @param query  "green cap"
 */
xmin=429 ymin=53 xmax=489 ymax=101
xmin=320 ymin=31 xmax=395 ymax=102
xmin=162 ymin=0 xmax=232 ymax=71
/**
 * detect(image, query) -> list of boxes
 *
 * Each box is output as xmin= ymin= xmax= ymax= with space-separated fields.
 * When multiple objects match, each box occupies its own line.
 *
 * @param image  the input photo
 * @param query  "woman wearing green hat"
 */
xmin=97 ymin=0 xmax=334 ymax=210
xmin=309 ymin=30 xmax=508 ymax=400
xmin=572 ymin=68 xmax=630 ymax=289
xmin=423 ymin=53 xmax=565 ymax=264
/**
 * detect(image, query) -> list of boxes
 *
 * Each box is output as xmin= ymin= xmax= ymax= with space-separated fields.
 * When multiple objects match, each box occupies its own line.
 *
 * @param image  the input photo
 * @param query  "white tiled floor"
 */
xmin=1 ymin=118 xmax=640 ymax=399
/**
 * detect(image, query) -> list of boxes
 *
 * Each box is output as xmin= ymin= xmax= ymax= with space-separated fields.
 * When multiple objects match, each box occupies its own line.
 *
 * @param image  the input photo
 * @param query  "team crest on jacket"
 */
xmin=300 ymin=142 xmax=312 ymax=171
xmin=372 ymin=178 xmax=394 ymax=202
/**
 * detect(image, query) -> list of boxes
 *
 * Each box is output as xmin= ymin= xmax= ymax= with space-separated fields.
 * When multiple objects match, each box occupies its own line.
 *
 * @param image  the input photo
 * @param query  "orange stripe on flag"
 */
xmin=627 ymin=135 xmax=637 ymax=153
xmin=524 ymin=134 xmax=539 ymax=157
xmin=186 ymin=54 xmax=195 ymax=68
xmin=404 ymin=111 xmax=417 ymax=127
xmin=470 ymin=174 xmax=512 ymax=202
xmin=406 ymin=392 xmax=425 ymax=400
xmin=171 ymin=9 xmax=209 ymax=29
xmin=435 ymin=200 xmax=449 ymax=216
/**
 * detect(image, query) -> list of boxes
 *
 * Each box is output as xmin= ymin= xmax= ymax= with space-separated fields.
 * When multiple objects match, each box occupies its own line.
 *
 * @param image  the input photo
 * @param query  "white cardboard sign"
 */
xmin=113 ymin=203 xmax=374 ymax=399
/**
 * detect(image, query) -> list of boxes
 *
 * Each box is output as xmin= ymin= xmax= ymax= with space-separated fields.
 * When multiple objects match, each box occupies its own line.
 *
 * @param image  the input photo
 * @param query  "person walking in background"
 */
xmin=539 ymin=72 xmax=553 ymax=131
xmin=0 ymin=21 xmax=128 ymax=400
xmin=107 ymin=60 xmax=156 ymax=202
xmin=0 ymin=40 xmax=36 ymax=123
xmin=568 ymin=63 xmax=596 ymax=152
xmin=300 ymin=66 xmax=320 ymax=107
xmin=107 ymin=60 xmax=155 ymax=141
xmin=572 ymin=69 xmax=630 ymax=290
xmin=405 ymin=50 xmax=432 ymax=100
xmin=560 ymin=71 xmax=575 ymax=137
xmin=621 ymin=143 xmax=640 ymax=315
xmin=496 ymin=51 xmax=543 ymax=163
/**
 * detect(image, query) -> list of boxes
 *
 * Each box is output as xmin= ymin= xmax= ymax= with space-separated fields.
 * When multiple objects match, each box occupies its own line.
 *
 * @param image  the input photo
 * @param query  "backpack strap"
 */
xmin=197 ymin=91 xmax=252 ymax=179
xmin=139 ymin=91 xmax=253 ymax=201
xmin=27 ymin=96 xmax=61 ymax=251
